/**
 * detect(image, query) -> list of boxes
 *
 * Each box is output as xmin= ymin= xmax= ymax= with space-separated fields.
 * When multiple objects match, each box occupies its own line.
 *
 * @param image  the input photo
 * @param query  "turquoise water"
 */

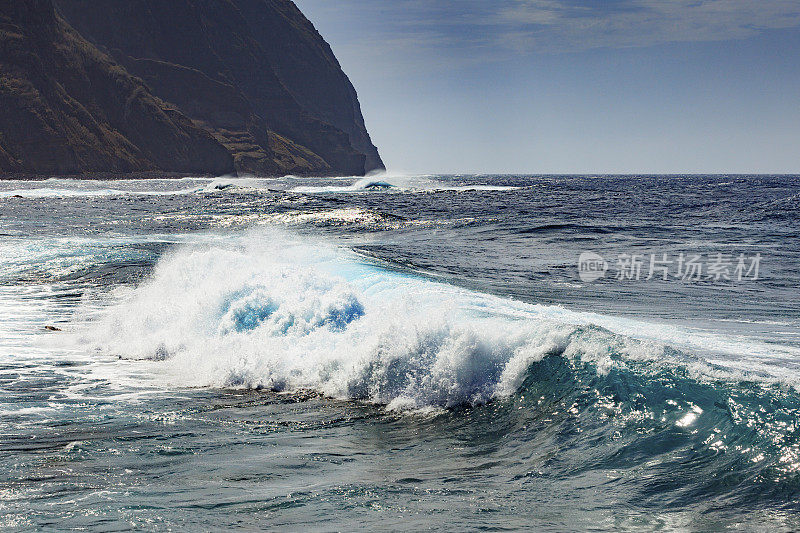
xmin=1 ymin=174 xmax=799 ymax=530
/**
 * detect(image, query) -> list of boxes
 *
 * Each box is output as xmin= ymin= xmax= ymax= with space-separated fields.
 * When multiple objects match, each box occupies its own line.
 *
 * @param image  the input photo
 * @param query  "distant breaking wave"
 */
xmin=290 ymin=175 xmax=520 ymax=194
xmin=0 ymin=174 xmax=519 ymax=198
xmin=0 ymin=177 xmax=280 ymax=198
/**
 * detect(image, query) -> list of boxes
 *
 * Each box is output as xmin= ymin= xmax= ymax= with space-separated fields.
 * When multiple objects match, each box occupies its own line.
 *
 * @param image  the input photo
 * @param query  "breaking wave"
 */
xmin=0 ymin=176 xmax=278 ymax=198
xmin=64 ymin=228 xmax=800 ymax=495
xmin=82 ymin=229 xmax=800 ymax=413
xmin=291 ymin=174 xmax=520 ymax=194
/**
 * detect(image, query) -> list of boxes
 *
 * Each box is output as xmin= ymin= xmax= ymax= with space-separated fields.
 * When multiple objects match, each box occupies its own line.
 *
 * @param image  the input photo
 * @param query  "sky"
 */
xmin=293 ymin=0 xmax=800 ymax=174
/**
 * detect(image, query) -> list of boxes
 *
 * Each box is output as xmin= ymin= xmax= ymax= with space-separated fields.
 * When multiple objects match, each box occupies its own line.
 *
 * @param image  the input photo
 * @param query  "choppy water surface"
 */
xmin=1 ymin=174 xmax=799 ymax=531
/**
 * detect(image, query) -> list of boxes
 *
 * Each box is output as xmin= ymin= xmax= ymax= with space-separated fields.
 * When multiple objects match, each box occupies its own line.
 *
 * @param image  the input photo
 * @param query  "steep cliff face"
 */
xmin=236 ymin=0 xmax=384 ymax=172
xmin=0 ymin=0 xmax=235 ymax=175
xmin=0 ymin=0 xmax=383 ymax=177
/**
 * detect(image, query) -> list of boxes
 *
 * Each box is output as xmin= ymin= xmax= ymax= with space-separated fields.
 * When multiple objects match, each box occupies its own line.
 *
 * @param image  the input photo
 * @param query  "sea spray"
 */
xmin=84 ymin=228 xmax=770 ymax=410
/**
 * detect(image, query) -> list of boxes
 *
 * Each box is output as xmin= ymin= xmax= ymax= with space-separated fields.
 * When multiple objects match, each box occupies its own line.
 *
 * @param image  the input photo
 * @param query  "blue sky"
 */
xmin=294 ymin=0 xmax=800 ymax=174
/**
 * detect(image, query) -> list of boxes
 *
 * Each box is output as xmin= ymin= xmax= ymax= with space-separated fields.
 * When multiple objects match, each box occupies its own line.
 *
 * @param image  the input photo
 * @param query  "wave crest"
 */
xmin=83 ymin=229 xmax=794 ymax=412
xmin=82 ymin=232 xmax=660 ymax=411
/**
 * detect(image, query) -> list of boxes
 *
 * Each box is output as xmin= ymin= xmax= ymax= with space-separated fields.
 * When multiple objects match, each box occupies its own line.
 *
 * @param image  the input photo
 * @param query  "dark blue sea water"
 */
xmin=1 ymin=174 xmax=799 ymax=531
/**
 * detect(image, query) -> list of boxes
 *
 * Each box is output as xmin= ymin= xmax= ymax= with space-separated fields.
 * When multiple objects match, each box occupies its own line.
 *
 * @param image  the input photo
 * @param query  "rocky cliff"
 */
xmin=0 ymin=0 xmax=383 ymax=177
xmin=0 ymin=0 xmax=234 ymax=175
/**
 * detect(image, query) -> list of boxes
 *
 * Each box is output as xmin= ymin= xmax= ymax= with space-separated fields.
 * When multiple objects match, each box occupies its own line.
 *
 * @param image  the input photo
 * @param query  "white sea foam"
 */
xmin=291 ymin=173 xmax=519 ymax=194
xmin=0 ymin=176 xmax=280 ymax=198
xmin=0 ymin=174 xmax=518 ymax=198
xmin=75 ymin=229 xmax=800 ymax=410
xmin=198 ymin=176 xmax=278 ymax=192
xmin=0 ymin=186 xmax=206 ymax=198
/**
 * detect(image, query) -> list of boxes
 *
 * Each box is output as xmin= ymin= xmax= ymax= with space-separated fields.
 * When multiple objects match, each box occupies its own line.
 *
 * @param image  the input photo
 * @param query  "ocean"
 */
xmin=1 ymin=174 xmax=799 ymax=531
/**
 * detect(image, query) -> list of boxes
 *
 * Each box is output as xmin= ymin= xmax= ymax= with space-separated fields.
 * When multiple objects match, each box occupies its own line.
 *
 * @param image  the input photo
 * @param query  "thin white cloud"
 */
xmin=297 ymin=0 xmax=800 ymax=75
xmin=498 ymin=0 xmax=800 ymax=52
